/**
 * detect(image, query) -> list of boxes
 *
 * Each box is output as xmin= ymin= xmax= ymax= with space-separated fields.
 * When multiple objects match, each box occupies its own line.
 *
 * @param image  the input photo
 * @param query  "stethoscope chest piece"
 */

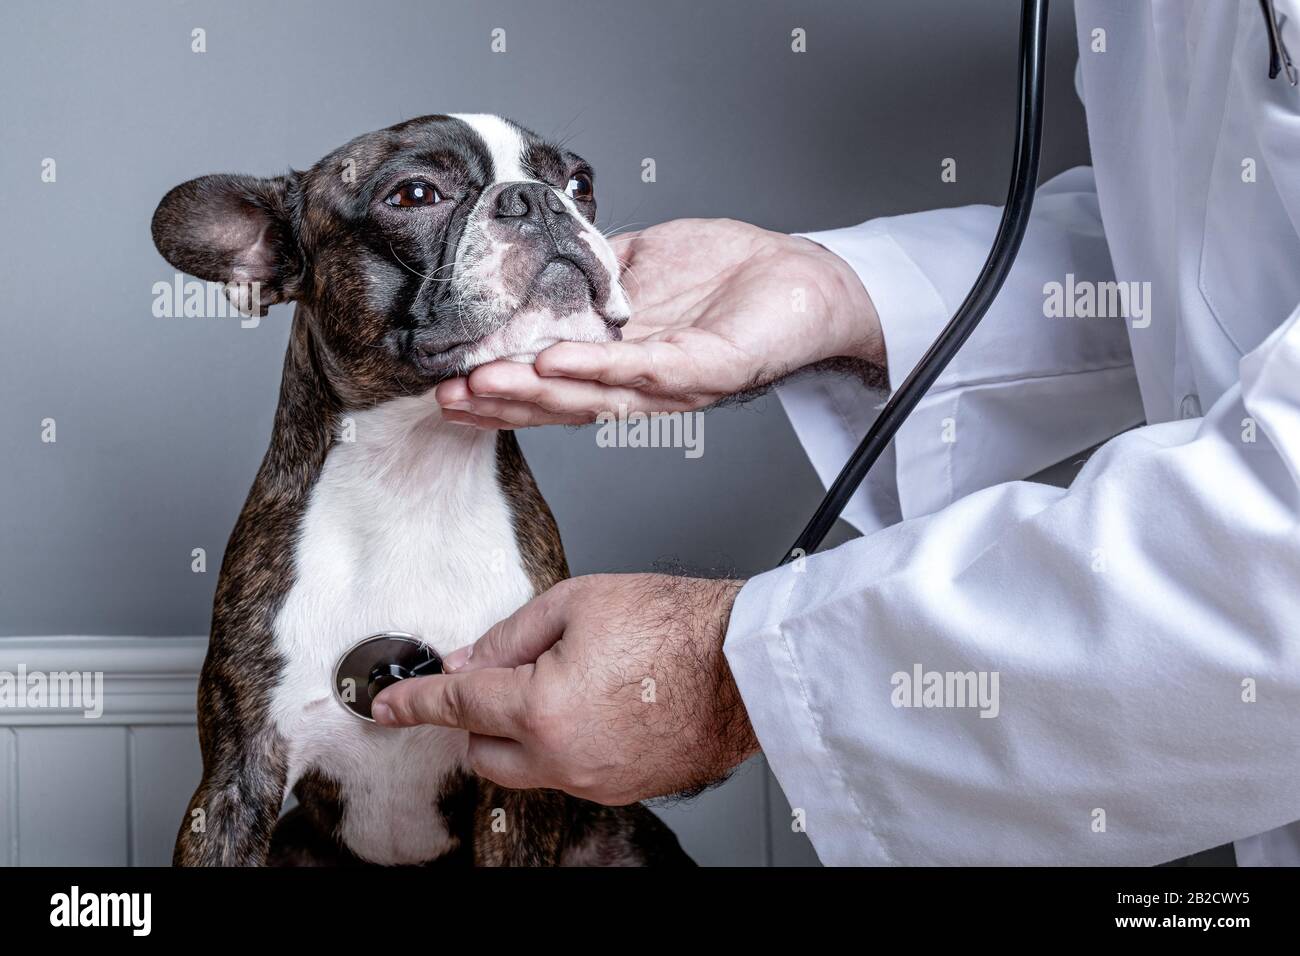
xmin=332 ymin=631 xmax=443 ymax=721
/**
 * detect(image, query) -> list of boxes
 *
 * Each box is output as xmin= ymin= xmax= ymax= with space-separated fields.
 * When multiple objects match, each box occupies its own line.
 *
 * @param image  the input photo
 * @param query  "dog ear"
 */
xmin=150 ymin=173 xmax=302 ymax=316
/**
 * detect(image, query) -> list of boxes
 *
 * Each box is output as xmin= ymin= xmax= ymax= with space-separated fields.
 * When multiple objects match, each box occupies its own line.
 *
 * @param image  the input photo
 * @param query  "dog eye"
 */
xmin=564 ymin=173 xmax=593 ymax=201
xmin=385 ymin=181 xmax=443 ymax=207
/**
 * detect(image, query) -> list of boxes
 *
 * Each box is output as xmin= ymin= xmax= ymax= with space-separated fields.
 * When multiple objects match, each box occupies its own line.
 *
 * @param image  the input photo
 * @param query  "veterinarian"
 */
xmin=374 ymin=0 xmax=1300 ymax=866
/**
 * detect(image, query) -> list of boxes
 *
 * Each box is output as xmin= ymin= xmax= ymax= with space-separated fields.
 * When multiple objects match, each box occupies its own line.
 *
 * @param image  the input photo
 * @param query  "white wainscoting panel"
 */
xmin=1 ymin=728 xmax=16 ymax=866
xmin=0 ymin=635 xmax=783 ymax=866
xmin=129 ymin=725 xmax=203 ymax=866
xmin=0 ymin=636 xmax=205 ymax=866
xmin=16 ymin=726 xmax=129 ymax=865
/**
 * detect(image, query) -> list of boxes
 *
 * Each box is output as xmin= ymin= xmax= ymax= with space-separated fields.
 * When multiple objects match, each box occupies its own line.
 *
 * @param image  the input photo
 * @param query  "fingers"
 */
xmin=464 ymin=734 xmax=539 ymax=790
xmin=434 ymin=376 xmax=474 ymax=405
xmin=435 ymin=381 xmax=527 ymax=429
xmin=436 ymin=367 xmax=612 ymax=428
xmin=434 ymin=348 xmax=701 ymax=427
xmin=371 ymin=668 xmax=527 ymax=737
xmin=453 ymin=397 xmax=592 ymax=428
xmin=446 ymin=581 xmax=572 ymax=673
xmin=442 ymin=409 xmax=521 ymax=430
xmin=466 ymin=361 xmax=646 ymax=416
xmin=444 ymin=404 xmax=583 ymax=429
xmin=372 ymin=672 xmax=556 ymax=790
xmin=536 ymin=340 xmax=679 ymax=389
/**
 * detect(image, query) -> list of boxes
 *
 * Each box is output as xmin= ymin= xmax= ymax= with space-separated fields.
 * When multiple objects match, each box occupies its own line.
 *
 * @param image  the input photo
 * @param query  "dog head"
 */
xmin=151 ymin=113 xmax=629 ymax=404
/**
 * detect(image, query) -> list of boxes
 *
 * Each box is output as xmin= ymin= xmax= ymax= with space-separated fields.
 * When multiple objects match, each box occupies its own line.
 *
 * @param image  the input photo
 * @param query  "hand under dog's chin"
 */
xmin=458 ymin=305 xmax=622 ymax=370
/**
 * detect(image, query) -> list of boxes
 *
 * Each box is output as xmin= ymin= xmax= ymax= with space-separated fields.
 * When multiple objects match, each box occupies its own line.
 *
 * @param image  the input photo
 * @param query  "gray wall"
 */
xmin=0 ymin=0 xmax=1088 ymax=635
xmin=0 ymin=0 xmax=1089 ymax=869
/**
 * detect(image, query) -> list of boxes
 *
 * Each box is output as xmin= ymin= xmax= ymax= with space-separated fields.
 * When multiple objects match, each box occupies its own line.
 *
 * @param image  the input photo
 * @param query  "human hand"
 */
xmin=435 ymin=218 xmax=882 ymax=428
xmin=370 ymin=574 xmax=759 ymax=805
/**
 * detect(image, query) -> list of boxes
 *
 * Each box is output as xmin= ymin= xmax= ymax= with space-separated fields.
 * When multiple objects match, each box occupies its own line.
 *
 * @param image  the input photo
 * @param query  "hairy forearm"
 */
xmin=648 ymin=575 xmax=758 ymax=797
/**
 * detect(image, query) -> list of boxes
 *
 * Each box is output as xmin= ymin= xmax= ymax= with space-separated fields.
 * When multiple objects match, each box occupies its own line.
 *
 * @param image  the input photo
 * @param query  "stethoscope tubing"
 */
xmin=780 ymin=0 xmax=1050 ymax=567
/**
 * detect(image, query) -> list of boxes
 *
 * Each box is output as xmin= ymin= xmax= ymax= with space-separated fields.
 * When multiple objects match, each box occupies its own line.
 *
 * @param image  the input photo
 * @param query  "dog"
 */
xmin=151 ymin=113 xmax=693 ymax=866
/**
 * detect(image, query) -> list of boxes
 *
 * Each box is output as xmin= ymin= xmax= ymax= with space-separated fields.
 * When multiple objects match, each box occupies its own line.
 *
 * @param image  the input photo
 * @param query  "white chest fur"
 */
xmin=269 ymin=395 xmax=535 ymax=864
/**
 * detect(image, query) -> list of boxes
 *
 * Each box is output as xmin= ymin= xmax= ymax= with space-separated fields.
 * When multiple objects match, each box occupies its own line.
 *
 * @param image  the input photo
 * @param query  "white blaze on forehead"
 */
xmin=445 ymin=112 xmax=630 ymax=343
xmin=449 ymin=112 xmax=531 ymax=184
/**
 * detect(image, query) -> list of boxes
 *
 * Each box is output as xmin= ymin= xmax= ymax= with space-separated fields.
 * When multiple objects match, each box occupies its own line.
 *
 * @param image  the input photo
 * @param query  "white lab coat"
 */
xmin=725 ymin=0 xmax=1300 ymax=866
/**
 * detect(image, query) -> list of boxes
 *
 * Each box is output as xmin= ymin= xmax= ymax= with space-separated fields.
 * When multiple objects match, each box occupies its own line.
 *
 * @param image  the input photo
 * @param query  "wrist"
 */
xmin=797 ymin=236 xmax=885 ymax=368
xmin=706 ymin=578 xmax=760 ymax=765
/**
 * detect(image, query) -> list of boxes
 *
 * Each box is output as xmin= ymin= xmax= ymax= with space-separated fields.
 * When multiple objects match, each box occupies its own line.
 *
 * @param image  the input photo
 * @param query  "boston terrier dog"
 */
xmin=151 ymin=114 xmax=692 ymax=866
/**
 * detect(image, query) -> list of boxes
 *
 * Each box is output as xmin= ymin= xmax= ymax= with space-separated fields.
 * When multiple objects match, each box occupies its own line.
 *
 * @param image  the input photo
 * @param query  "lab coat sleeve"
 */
xmin=726 ymin=308 xmax=1300 ymax=865
xmin=783 ymin=166 xmax=1145 ymax=532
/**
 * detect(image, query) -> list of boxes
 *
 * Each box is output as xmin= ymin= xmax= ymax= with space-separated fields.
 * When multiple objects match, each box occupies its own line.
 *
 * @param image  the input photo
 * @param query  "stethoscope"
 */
xmin=334 ymin=0 xmax=1053 ymax=720
xmin=777 ymin=0 xmax=1294 ymax=568
xmin=780 ymin=0 xmax=1049 ymax=566
xmin=334 ymin=632 xmax=444 ymax=721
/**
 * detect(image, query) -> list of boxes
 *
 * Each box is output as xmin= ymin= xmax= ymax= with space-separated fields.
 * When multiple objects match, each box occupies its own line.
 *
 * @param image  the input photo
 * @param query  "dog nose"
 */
xmin=494 ymin=182 xmax=566 ymax=222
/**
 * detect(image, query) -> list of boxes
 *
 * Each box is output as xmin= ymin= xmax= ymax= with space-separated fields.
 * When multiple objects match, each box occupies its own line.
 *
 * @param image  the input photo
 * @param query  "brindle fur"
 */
xmin=161 ymin=116 xmax=692 ymax=867
xmin=173 ymin=308 xmax=691 ymax=866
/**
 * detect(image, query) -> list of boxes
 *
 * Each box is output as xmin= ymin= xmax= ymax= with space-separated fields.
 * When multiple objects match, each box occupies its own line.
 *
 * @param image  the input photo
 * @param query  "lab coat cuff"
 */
xmin=724 ymin=568 xmax=894 ymax=866
xmin=779 ymin=221 xmax=954 ymax=532
xmin=794 ymin=220 xmax=952 ymax=392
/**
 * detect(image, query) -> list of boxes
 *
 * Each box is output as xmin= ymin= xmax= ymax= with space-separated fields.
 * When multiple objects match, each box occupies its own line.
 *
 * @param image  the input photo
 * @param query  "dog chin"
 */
xmin=458 ymin=306 xmax=618 ymax=370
